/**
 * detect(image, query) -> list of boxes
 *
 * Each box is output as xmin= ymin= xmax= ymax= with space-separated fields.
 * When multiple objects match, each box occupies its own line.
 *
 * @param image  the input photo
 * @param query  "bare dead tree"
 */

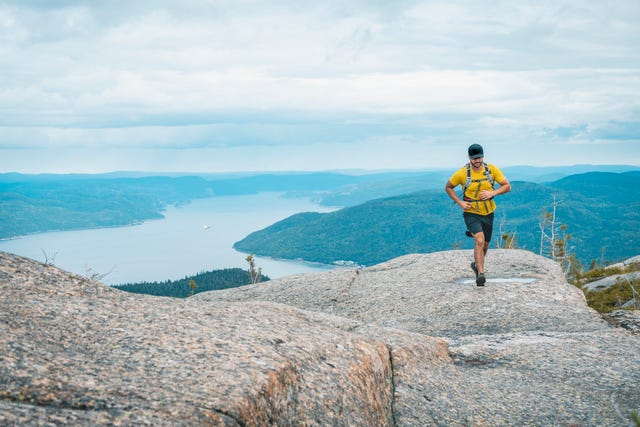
xmin=624 ymin=276 xmax=639 ymax=309
xmin=84 ymin=264 xmax=116 ymax=282
xmin=539 ymin=195 xmax=559 ymax=259
xmin=245 ymin=253 xmax=263 ymax=285
xmin=41 ymin=249 xmax=58 ymax=265
xmin=539 ymin=196 xmax=575 ymax=275
xmin=497 ymin=213 xmax=506 ymax=249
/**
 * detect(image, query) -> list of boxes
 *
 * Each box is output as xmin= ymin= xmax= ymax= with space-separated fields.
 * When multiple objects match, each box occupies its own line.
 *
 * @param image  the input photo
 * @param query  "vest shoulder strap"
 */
xmin=464 ymin=163 xmax=494 ymax=188
xmin=484 ymin=163 xmax=495 ymax=187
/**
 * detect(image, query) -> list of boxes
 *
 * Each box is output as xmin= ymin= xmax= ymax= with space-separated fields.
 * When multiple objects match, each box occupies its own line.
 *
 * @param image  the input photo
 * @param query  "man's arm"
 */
xmin=445 ymin=180 xmax=471 ymax=210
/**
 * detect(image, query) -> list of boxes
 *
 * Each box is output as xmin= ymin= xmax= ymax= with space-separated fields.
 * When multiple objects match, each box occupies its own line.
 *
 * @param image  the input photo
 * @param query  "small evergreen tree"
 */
xmin=496 ymin=213 xmax=517 ymax=249
xmin=188 ymin=279 xmax=197 ymax=297
xmin=501 ymin=232 xmax=518 ymax=249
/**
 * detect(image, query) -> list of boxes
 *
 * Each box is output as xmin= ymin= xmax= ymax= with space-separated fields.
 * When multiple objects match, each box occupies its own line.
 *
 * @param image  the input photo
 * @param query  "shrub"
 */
xmin=584 ymin=277 xmax=638 ymax=313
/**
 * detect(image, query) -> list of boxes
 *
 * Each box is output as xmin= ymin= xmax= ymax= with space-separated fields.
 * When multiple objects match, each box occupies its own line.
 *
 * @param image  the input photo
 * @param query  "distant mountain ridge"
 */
xmin=234 ymin=171 xmax=640 ymax=266
xmin=1 ymin=165 xmax=638 ymax=240
xmin=309 ymin=164 xmax=640 ymax=206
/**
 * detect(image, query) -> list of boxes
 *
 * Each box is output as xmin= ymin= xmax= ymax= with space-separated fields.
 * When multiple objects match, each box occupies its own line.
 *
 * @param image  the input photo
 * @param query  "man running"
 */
xmin=445 ymin=144 xmax=511 ymax=285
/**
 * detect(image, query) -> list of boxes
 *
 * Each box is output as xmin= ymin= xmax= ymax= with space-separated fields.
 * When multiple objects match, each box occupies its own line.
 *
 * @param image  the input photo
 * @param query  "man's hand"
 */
xmin=479 ymin=189 xmax=495 ymax=200
xmin=458 ymin=200 xmax=472 ymax=210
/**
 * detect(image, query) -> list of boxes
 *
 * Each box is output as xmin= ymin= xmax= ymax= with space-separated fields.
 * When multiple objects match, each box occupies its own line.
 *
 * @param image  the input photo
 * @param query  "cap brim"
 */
xmin=470 ymin=154 xmax=484 ymax=159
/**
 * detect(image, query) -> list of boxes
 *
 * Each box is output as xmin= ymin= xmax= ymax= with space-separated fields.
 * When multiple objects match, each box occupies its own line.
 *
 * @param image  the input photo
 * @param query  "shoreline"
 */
xmin=0 ymin=193 xmax=338 ymax=285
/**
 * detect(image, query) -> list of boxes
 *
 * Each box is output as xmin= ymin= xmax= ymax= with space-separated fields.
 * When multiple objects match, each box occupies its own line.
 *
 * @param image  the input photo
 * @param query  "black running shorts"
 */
xmin=463 ymin=212 xmax=495 ymax=242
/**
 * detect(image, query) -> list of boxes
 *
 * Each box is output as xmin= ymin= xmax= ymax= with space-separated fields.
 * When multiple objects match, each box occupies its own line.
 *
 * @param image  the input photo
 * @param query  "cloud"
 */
xmin=0 ymin=0 xmax=639 ymax=171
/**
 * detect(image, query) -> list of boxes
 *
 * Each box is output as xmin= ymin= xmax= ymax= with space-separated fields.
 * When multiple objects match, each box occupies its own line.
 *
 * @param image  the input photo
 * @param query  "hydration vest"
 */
xmin=461 ymin=162 xmax=496 ymax=212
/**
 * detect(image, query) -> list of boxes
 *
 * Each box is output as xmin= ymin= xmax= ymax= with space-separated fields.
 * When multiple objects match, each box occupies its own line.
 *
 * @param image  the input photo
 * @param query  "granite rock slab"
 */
xmin=2 ymin=249 xmax=639 ymax=426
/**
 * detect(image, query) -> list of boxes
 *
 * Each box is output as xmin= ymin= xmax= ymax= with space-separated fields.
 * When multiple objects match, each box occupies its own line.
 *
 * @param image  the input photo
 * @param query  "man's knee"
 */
xmin=473 ymin=233 xmax=485 ymax=246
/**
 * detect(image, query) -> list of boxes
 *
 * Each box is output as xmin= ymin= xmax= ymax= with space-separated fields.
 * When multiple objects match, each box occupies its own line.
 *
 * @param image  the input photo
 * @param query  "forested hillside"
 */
xmin=0 ymin=176 xmax=215 ymax=239
xmin=114 ymin=268 xmax=270 ymax=298
xmin=2 ymin=166 xmax=636 ymax=239
xmin=0 ymin=171 xmax=393 ymax=239
xmin=308 ymin=164 xmax=640 ymax=207
xmin=234 ymin=172 xmax=640 ymax=266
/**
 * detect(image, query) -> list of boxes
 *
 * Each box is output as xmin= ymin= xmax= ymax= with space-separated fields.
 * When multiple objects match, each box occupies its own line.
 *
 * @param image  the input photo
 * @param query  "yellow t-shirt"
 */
xmin=449 ymin=163 xmax=506 ymax=215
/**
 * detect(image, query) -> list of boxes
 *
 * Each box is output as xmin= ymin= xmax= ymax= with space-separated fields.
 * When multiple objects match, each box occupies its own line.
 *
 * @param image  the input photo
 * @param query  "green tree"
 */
xmin=496 ymin=213 xmax=517 ymax=249
xmin=501 ymin=232 xmax=518 ymax=249
xmin=188 ymin=279 xmax=197 ymax=297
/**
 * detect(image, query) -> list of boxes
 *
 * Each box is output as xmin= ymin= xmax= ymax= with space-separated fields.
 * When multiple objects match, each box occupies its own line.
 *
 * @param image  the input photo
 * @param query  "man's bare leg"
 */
xmin=473 ymin=232 xmax=487 ymax=285
xmin=473 ymin=232 xmax=486 ymax=273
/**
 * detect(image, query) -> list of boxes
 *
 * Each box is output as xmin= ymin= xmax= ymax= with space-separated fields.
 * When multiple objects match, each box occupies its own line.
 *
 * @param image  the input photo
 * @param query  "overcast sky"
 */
xmin=1 ymin=0 xmax=639 ymax=173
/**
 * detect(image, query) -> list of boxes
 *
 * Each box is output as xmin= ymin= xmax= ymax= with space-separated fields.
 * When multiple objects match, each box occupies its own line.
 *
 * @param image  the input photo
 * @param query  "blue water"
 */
xmin=0 ymin=193 xmax=339 ymax=285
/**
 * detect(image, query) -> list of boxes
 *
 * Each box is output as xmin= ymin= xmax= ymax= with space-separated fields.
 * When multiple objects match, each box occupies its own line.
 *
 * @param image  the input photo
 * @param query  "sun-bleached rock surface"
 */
xmin=2 ymin=249 xmax=639 ymax=426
